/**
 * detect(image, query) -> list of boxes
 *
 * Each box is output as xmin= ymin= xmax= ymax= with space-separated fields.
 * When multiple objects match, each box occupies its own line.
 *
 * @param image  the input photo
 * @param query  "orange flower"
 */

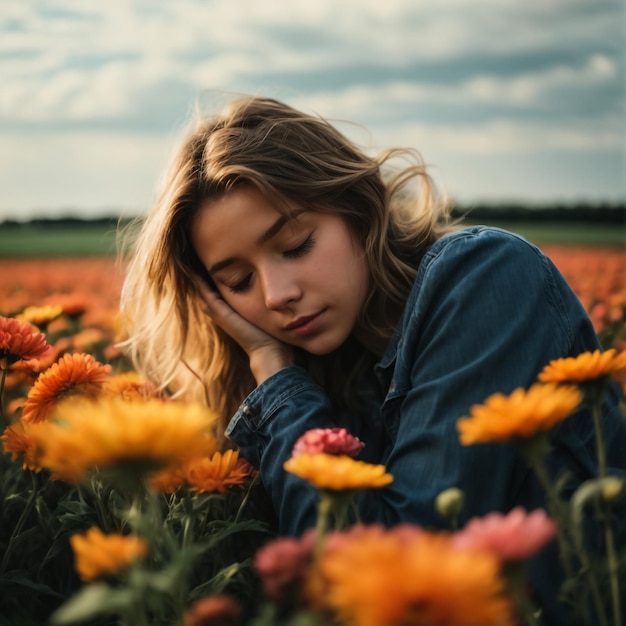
xmin=104 ymin=371 xmax=163 ymax=400
xmin=149 ymin=434 xmax=220 ymax=493
xmin=1 ymin=420 xmax=43 ymax=471
xmin=318 ymin=525 xmax=512 ymax=626
xmin=457 ymin=383 xmax=582 ymax=445
xmin=43 ymin=293 xmax=88 ymax=318
xmin=33 ymin=395 xmax=218 ymax=483
xmin=0 ymin=316 xmax=51 ymax=367
xmin=149 ymin=463 xmax=187 ymax=494
xmin=71 ymin=328 xmax=106 ymax=351
xmin=21 ymin=353 xmax=112 ymax=423
xmin=538 ymin=349 xmax=626 ymax=384
xmin=16 ymin=305 xmax=63 ymax=328
xmin=70 ymin=527 xmax=147 ymax=581
xmin=284 ymin=453 xmax=393 ymax=492
xmin=185 ymin=449 xmax=255 ymax=494
xmin=149 ymin=447 xmax=253 ymax=494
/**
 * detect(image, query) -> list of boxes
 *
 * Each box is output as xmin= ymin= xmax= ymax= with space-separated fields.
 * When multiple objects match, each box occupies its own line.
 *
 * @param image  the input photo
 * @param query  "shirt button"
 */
xmin=242 ymin=405 xmax=250 ymax=414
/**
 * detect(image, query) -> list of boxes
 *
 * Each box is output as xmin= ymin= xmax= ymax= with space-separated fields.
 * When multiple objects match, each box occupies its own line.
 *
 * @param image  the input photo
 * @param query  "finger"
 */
xmin=195 ymin=276 xmax=222 ymax=302
xmin=198 ymin=285 xmax=235 ymax=323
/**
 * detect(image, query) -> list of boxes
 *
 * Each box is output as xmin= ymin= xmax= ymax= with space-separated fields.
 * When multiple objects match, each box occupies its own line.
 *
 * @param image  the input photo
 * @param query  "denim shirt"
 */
xmin=226 ymin=226 xmax=626 ymax=623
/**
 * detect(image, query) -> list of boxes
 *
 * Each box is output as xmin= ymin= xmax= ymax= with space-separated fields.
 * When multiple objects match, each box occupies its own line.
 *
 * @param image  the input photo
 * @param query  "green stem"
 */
xmin=314 ymin=494 xmax=332 ymax=560
xmin=602 ymin=499 xmax=622 ymax=626
xmin=0 ymin=366 xmax=9 ymax=429
xmin=121 ymin=591 xmax=150 ymax=626
xmin=0 ymin=470 xmax=38 ymax=574
xmin=331 ymin=494 xmax=351 ymax=531
xmin=569 ymin=513 xmax=609 ymax=626
xmin=234 ymin=474 xmax=260 ymax=523
xmin=590 ymin=384 xmax=621 ymax=626
xmin=523 ymin=443 xmax=575 ymax=580
xmin=530 ymin=457 xmax=607 ymax=626
xmin=83 ymin=480 xmax=113 ymax=533
xmin=182 ymin=514 xmax=194 ymax=548
xmin=591 ymin=386 xmax=607 ymax=481
xmin=506 ymin=571 xmax=542 ymax=626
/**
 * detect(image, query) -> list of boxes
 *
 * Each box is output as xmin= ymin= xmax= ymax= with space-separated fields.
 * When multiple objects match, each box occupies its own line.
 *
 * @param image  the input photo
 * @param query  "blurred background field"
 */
xmin=0 ymin=205 xmax=623 ymax=353
xmin=0 ymin=222 xmax=121 ymax=257
xmin=1 ymin=212 xmax=624 ymax=354
xmin=0 ymin=206 xmax=626 ymax=258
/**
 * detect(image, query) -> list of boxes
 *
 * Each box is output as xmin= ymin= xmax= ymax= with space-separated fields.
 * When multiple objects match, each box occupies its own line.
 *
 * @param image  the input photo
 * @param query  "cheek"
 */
xmin=224 ymin=296 xmax=267 ymax=326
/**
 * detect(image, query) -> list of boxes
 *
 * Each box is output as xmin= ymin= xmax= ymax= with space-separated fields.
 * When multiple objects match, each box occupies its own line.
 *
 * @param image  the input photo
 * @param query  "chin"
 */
xmin=297 ymin=332 xmax=349 ymax=356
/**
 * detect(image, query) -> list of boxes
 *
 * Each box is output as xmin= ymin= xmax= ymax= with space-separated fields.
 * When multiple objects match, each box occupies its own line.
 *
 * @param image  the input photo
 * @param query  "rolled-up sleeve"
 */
xmin=226 ymin=366 xmax=336 ymax=534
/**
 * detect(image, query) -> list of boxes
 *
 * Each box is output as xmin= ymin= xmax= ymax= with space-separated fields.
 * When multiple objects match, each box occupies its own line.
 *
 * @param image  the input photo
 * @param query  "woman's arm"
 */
xmin=226 ymin=366 xmax=337 ymax=533
xmin=197 ymin=281 xmax=332 ymax=532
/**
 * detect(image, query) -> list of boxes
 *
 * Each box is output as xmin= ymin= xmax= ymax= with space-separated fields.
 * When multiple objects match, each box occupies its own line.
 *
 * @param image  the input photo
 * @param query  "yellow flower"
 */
xmin=538 ymin=349 xmax=626 ymax=384
xmin=70 ymin=527 xmax=147 ymax=581
xmin=457 ymin=383 xmax=582 ymax=445
xmin=33 ymin=396 xmax=218 ymax=483
xmin=284 ymin=453 xmax=393 ymax=492
xmin=16 ymin=305 xmax=63 ymax=328
xmin=318 ymin=525 xmax=513 ymax=626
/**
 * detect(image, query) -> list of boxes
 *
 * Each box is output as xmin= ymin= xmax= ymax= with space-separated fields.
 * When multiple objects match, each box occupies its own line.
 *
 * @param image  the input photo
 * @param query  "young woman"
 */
xmin=119 ymin=95 xmax=625 ymax=623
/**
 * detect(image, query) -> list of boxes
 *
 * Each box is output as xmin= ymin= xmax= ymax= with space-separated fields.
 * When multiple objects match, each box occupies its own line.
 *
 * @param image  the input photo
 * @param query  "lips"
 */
xmin=284 ymin=312 xmax=323 ymax=331
xmin=285 ymin=309 xmax=326 ymax=337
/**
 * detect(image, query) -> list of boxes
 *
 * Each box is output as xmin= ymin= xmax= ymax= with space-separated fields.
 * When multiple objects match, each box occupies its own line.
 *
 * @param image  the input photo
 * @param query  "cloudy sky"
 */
xmin=1 ymin=0 xmax=624 ymax=221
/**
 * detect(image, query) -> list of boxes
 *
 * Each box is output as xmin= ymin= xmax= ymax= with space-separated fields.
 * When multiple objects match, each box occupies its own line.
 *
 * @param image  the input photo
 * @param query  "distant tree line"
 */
xmin=0 ymin=202 xmax=624 ymax=227
xmin=0 ymin=216 xmax=135 ymax=228
xmin=452 ymin=202 xmax=625 ymax=224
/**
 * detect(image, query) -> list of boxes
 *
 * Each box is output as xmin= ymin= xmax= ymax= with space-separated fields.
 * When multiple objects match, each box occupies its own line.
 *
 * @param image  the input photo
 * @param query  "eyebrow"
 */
xmin=207 ymin=209 xmax=306 ymax=275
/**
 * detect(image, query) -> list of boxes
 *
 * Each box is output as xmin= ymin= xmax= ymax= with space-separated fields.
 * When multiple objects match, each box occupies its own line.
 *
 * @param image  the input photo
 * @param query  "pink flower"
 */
xmin=253 ymin=529 xmax=317 ymax=606
xmin=452 ymin=507 xmax=556 ymax=562
xmin=184 ymin=595 xmax=242 ymax=626
xmin=292 ymin=427 xmax=365 ymax=458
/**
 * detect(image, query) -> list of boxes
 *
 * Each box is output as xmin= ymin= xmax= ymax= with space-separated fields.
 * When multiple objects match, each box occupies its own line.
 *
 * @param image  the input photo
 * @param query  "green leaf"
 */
xmin=50 ymin=585 xmax=135 ymax=624
xmin=189 ymin=559 xmax=251 ymax=599
xmin=56 ymin=500 xmax=92 ymax=516
xmin=195 ymin=518 xmax=270 ymax=552
xmin=0 ymin=573 xmax=65 ymax=598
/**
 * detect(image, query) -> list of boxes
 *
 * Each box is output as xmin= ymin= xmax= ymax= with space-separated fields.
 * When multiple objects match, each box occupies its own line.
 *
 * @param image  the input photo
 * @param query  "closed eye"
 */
xmin=283 ymin=234 xmax=315 ymax=259
xmin=226 ymin=273 xmax=253 ymax=294
xmin=225 ymin=234 xmax=315 ymax=293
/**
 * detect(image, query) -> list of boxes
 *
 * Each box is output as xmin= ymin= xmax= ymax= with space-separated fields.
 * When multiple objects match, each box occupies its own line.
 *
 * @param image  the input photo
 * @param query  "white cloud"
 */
xmin=2 ymin=1 xmax=620 ymax=117
xmin=0 ymin=0 xmax=622 ymax=214
xmin=375 ymin=119 xmax=622 ymax=156
xmin=0 ymin=132 xmax=174 ymax=218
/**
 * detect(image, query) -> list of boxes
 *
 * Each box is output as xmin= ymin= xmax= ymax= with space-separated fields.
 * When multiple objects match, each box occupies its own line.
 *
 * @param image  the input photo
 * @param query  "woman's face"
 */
xmin=191 ymin=185 xmax=370 ymax=355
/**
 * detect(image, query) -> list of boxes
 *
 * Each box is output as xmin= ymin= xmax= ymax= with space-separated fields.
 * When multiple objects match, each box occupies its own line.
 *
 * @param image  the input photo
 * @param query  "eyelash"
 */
xmin=226 ymin=234 xmax=316 ymax=294
xmin=283 ymin=234 xmax=315 ymax=259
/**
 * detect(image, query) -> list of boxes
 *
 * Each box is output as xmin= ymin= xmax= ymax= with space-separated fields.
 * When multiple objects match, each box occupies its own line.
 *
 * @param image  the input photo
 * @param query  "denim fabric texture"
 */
xmin=226 ymin=226 xmax=626 ymax=624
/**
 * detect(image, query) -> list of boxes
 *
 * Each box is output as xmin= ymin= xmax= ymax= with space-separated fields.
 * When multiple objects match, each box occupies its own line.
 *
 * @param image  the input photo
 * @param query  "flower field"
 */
xmin=1 ymin=245 xmax=624 ymax=355
xmin=0 ymin=246 xmax=625 ymax=626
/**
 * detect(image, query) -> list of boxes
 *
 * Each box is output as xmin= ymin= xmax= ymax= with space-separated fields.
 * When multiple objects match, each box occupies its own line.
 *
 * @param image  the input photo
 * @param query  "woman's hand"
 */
xmin=196 ymin=280 xmax=294 ymax=385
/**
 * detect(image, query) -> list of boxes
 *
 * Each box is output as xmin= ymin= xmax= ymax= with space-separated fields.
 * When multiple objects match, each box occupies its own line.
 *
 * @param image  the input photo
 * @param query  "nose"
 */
xmin=260 ymin=264 xmax=301 ymax=310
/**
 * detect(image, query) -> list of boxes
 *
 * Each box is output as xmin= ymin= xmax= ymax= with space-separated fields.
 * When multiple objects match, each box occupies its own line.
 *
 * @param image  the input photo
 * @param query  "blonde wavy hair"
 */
xmin=118 ymin=95 xmax=457 ymax=435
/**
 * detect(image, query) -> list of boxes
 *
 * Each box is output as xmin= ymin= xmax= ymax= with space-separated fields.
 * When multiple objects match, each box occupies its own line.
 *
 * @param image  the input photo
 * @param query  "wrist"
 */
xmin=249 ymin=346 xmax=295 ymax=385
